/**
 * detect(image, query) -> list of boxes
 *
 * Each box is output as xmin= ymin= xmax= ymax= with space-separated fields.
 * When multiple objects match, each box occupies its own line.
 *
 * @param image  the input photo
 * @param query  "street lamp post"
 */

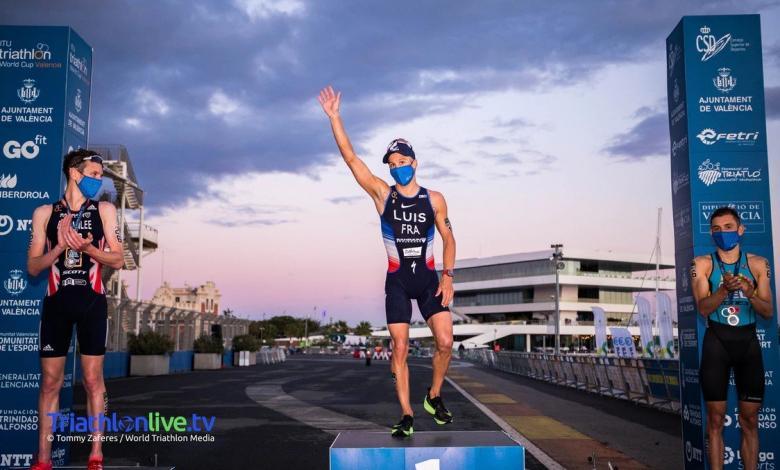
xmin=550 ymin=244 xmax=564 ymax=356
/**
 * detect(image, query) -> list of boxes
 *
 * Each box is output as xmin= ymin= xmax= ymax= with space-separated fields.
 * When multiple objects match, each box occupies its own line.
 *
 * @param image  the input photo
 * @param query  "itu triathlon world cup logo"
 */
xmin=696 ymin=26 xmax=731 ymax=62
xmin=698 ymin=159 xmax=721 ymax=186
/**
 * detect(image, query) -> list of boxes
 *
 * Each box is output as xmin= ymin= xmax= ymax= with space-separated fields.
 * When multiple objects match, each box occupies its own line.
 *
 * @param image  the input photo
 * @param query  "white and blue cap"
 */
xmin=382 ymin=138 xmax=415 ymax=163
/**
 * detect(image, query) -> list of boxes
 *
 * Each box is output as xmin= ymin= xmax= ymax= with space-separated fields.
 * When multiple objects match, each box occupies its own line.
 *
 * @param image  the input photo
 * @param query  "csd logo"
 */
xmin=3 ymin=135 xmax=47 ymax=159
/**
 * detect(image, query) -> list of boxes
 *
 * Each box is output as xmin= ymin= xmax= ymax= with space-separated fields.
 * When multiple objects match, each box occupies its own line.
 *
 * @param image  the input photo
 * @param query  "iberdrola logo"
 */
xmin=697 ymin=158 xmax=721 ymax=186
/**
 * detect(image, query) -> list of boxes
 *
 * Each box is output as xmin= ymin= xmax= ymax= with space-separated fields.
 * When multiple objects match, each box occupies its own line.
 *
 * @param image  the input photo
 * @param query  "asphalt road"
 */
xmin=70 ymin=355 xmax=544 ymax=469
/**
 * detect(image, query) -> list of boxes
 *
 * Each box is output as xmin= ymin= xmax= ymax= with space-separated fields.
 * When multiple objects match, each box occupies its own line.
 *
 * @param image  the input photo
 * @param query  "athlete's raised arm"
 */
xmin=27 ymin=204 xmax=65 ymax=277
xmin=318 ymin=85 xmax=388 ymax=202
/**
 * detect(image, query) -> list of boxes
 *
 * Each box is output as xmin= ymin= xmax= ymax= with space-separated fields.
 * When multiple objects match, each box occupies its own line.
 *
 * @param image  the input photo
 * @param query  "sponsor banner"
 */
xmin=683 ymin=15 xmax=768 ymax=147
xmin=635 ymin=296 xmax=655 ymax=357
xmin=591 ymin=306 xmax=608 ymax=355
xmin=610 ymin=327 xmax=636 ymax=358
xmin=657 ymin=292 xmax=676 ymax=358
xmin=668 ymin=15 xmax=778 ymax=469
xmin=0 ymin=26 xmax=91 ymax=469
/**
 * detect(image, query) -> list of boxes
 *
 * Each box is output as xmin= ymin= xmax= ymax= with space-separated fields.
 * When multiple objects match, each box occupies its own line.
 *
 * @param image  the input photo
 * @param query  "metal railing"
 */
xmin=106 ymin=298 xmax=252 ymax=352
xmin=462 ymin=349 xmax=681 ymax=413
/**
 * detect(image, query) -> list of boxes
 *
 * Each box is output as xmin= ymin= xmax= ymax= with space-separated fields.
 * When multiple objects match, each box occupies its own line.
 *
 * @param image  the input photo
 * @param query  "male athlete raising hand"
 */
xmin=318 ymin=85 xmax=456 ymax=437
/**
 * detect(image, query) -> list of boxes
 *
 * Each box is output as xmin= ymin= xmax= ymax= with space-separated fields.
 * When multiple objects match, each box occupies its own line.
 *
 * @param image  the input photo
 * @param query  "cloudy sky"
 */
xmin=7 ymin=0 xmax=780 ymax=325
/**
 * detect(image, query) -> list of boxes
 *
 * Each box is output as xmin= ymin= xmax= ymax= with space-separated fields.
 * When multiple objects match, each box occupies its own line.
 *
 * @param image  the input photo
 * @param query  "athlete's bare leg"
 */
xmin=388 ymin=323 xmax=413 ymax=416
xmin=706 ymin=401 xmax=727 ymax=469
xmin=738 ymin=400 xmax=761 ymax=470
xmin=427 ymin=311 xmax=453 ymax=398
xmin=81 ymin=354 xmax=106 ymax=460
xmin=37 ymin=357 xmax=66 ymax=463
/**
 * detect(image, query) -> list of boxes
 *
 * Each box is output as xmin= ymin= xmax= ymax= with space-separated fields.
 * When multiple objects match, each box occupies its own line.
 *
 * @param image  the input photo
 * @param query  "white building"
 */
xmin=373 ymin=248 xmax=676 ymax=352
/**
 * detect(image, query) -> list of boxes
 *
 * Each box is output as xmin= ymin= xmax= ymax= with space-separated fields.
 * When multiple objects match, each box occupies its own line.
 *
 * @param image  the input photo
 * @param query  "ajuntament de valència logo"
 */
xmin=713 ymin=67 xmax=736 ymax=93
xmin=4 ymin=269 xmax=27 ymax=295
xmin=17 ymin=79 xmax=40 ymax=103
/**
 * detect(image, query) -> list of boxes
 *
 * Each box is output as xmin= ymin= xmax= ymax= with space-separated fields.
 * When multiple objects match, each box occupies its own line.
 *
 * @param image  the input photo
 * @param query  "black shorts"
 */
xmin=39 ymin=289 xmax=108 ymax=358
xmin=385 ymin=270 xmax=449 ymax=324
xmin=699 ymin=322 xmax=764 ymax=403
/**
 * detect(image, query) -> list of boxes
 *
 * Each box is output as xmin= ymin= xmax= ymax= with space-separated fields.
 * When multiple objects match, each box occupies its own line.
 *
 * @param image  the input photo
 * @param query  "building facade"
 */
xmin=151 ymin=281 xmax=222 ymax=315
xmin=375 ymin=249 xmax=677 ymax=353
xmin=449 ymin=249 xmax=674 ymax=324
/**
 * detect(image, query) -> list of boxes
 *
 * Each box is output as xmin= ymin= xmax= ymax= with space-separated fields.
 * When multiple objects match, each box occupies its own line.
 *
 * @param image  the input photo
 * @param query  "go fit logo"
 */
xmin=47 ymin=411 xmax=216 ymax=433
xmin=3 ymin=135 xmax=47 ymax=159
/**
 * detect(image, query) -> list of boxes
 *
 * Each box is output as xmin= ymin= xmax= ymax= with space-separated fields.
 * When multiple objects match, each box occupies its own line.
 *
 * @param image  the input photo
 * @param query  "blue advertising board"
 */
xmin=667 ymin=15 xmax=779 ymax=469
xmin=0 ymin=25 xmax=92 ymax=469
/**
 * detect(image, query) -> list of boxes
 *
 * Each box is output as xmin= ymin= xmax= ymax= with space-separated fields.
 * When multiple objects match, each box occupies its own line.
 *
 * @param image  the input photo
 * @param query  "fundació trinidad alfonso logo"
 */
xmin=713 ymin=67 xmax=736 ymax=93
xmin=17 ymin=79 xmax=40 ymax=103
xmin=4 ymin=269 xmax=27 ymax=295
xmin=696 ymin=26 xmax=731 ymax=62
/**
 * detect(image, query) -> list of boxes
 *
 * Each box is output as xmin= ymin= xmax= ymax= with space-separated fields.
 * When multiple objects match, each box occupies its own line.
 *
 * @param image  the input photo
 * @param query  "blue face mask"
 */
xmin=712 ymin=230 xmax=741 ymax=251
xmin=390 ymin=165 xmax=414 ymax=186
xmin=77 ymin=173 xmax=102 ymax=199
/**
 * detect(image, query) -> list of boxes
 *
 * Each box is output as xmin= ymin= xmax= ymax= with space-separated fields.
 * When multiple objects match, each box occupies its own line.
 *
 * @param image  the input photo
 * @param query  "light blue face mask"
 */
xmin=712 ymin=230 xmax=741 ymax=251
xmin=390 ymin=165 xmax=414 ymax=186
xmin=77 ymin=173 xmax=102 ymax=199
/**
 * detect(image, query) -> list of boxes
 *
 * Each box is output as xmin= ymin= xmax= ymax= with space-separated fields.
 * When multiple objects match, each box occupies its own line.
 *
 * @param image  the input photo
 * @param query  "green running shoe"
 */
xmin=391 ymin=414 xmax=414 ymax=438
xmin=423 ymin=388 xmax=453 ymax=425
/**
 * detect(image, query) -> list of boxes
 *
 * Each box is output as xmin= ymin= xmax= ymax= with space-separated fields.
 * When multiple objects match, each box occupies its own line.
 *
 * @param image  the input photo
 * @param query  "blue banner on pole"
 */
xmin=0 ymin=25 xmax=92 ymax=469
xmin=667 ymin=14 xmax=779 ymax=469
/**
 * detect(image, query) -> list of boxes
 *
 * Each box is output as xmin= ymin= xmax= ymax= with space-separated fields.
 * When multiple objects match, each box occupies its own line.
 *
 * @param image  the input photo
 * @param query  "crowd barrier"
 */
xmin=463 ymin=349 xmax=681 ymax=413
xmin=258 ymin=348 xmax=287 ymax=364
xmin=73 ymin=348 xmax=287 ymax=381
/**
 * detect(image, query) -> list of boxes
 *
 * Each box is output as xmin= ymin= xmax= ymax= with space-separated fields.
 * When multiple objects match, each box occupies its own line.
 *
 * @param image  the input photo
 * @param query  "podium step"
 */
xmin=330 ymin=431 xmax=524 ymax=470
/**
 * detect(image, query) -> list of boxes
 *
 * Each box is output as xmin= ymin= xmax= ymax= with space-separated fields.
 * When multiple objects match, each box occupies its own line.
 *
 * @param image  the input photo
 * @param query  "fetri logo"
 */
xmin=696 ymin=128 xmax=759 ymax=146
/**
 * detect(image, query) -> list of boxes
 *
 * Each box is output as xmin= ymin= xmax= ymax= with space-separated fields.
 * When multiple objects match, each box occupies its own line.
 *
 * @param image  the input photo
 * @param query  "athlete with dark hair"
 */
xmin=27 ymin=149 xmax=125 ymax=470
xmin=318 ymin=86 xmax=456 ymax=437
xmin=691 ymin=206 xmax=773 ymax=470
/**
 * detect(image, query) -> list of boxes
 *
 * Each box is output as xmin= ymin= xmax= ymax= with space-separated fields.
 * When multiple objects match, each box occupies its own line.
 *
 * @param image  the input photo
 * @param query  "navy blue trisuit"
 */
xmin=380 ymin=185 xmax=449 ymax=324
xmin=39 ymin=198 xmax=109 ymax=358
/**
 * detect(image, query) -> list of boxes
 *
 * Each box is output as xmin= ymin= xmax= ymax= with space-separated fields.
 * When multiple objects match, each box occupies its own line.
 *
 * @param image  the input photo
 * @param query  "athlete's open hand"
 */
xmin=56 ymin=214 xmax=73 ymax=250
xmin=318 ymin=85 xmax=341 ymax=119
xmin=436 ymin=276 xmax=454 ymax=308
xmin=64 ymin=225 xmax=94 ymax=252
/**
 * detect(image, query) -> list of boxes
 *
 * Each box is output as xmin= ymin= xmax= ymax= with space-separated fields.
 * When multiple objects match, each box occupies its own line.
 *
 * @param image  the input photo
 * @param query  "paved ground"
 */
xmin=69 ymin=356 xmax=683 ymax=469
xmin=446 ymin=363 xmax=683 ymax=470
xmin=70 ymin=355 xmax=545 ymax=469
